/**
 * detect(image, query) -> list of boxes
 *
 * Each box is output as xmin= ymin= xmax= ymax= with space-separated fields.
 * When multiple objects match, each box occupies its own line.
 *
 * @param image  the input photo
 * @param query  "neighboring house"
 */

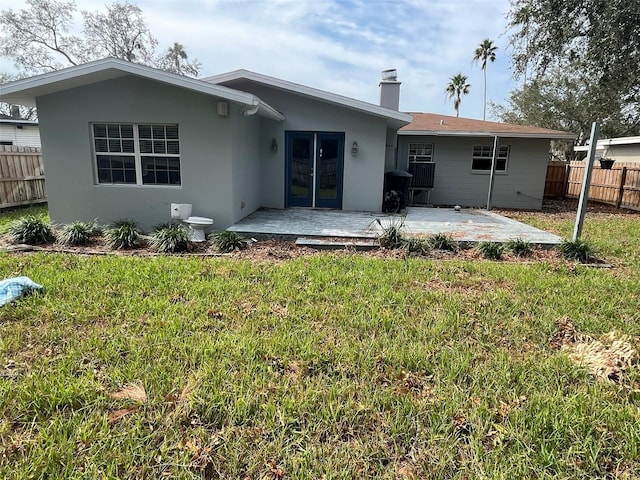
xmin=0 ymin=117 xmax=41 ymax=147
xmin=574 ymin=137 xmax=640 ymax=163
xmin=0 ymin=58 xmax=573 ymax=229
xmin=398 ymin=114 xmax=574 ymax=209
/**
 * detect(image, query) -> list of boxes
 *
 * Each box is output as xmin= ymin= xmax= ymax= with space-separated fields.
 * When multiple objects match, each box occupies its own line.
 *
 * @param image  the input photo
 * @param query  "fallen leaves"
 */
xmin=107 ymin=382 xmax=147 ymax=424
xmin=496 ymin=395 xmax=528 ymax=419
xmin=107 ymin=407 xmax=138 ymax=424
xmin=550 ymin=317 xmax=581 ymax=350
xmin=182 ymin=437 xmax=214 ymax=470
xmin=109 ymin=383 xmax=148 ymax=403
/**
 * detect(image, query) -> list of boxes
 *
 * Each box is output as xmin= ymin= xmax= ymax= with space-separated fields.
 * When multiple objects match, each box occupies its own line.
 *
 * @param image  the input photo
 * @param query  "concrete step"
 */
xmin=295 ymin=237 xmax=379 ymax=251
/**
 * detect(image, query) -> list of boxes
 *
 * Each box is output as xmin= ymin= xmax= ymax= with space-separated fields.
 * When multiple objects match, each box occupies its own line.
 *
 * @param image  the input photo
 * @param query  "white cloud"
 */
xmin=2 ymin=0 xmax=516 ymax=119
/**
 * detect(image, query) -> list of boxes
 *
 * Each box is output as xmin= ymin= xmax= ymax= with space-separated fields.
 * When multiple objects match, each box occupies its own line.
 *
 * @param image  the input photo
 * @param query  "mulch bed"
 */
xmin=2 ymin=199 xmax=634 ymax=263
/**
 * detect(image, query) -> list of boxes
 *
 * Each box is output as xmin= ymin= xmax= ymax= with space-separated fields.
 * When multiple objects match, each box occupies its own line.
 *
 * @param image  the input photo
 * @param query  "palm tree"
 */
xmin=445 ymin=73 xmax=471 ymax=117
xmin=473 ymin=39 xmax=498 ymax=120
xmin=167 ymin=42 xmax=188 ymax=71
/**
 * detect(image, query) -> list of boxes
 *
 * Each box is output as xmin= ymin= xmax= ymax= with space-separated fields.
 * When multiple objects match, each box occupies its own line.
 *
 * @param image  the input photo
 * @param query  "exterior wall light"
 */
xmin=271 ymin=138 xmax=278 ymax=153
xmin=351 ymin=141 xmax=358 ymax=156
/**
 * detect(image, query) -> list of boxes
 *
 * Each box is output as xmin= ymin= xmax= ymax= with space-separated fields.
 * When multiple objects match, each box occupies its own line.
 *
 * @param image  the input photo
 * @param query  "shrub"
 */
xmin=7 ymin=215 xmax=56 ymax=245
xmin=404 ymin=237 xmax=430 ymax=255
xmin=106 ymin=219 xmax=143 ymax=250
xmin=211 ymin=231 xmax=247 ymax=253
xmin=507 ymin=238 xmax=533 ymax=257
xmin=559 ymin=238 xmax=593 ymax=262
xmin=149 ymin=223 xmax=191 ymax=253
xmin=476 ymin=241 xmax=504 ymax=260
xmin=375 ymin=216 xmax=406 ymax=249
xmin=59 ymin=221 xmax=100 ymax=246
xmin=427 ymin=233 xmax=457 ymax=251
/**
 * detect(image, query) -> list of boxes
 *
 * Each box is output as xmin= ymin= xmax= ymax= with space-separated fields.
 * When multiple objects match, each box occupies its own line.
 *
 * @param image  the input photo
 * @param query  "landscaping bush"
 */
xmin=149 ymin=223 xmax=191 ymax=253
xmin=7 ymin=215 xmax=56 ymax=245
xmin=559 ymin=238 xmax=593 ymax=262
xmin=375 ymin=216 xmax=406 ymax=249
xmin=404 ymin=237 xmax=430 ymax=255
xmin=506 ymin=237 xmax=533 ymax=257
xmin=106 ymin=219 xmax=143 ymax=250
xmin=59 ymin=221 xmax=100 ymax=246
xmin=427 ymin=232 xmax=457 ymax=251
xmin=476 ymin=241 xmax=504 ymax=260
xmin=211 ymin=231 xmax=247 ymax=253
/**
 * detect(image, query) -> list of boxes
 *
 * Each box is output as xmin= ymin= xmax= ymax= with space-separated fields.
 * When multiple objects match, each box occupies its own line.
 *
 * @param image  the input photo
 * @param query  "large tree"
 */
xmin=0 ymin=0 xmax=200 ymax=76
xmin=445 ymin=73 xmax=471 ymax=118
xmin=472 ymin=39 xmax=497 ymax=121
xmin=501 ymin=0 xmax=640 ymax=141
xmin=0 ymin=0 xmax=200 ymax=118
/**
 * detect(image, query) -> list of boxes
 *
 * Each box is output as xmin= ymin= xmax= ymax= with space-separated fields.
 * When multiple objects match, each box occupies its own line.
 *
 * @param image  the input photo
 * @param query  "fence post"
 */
xmin=562 ymin=163 xmax=570 ymax=198
xmin=616 ymin=167 xmax=628 ymax=208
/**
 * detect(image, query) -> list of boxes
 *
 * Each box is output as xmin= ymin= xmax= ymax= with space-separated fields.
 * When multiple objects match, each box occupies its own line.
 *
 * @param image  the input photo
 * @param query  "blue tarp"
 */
xmin=0 ymin=276 xmax=42 ymax=306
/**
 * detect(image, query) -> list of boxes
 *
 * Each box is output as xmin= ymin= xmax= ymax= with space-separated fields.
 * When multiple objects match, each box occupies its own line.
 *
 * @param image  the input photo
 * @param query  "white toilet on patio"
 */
xmin=170 ymin=203 xmax=213 ymax=242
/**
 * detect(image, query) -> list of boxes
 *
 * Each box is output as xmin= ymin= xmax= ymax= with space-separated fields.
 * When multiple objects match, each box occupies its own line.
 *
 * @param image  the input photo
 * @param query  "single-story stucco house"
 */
xmin=398 ymin=114 xmax=575 ymax=209
xmin=574 ymin=136 xmax=640 ymax=164
xmin=0 ymin=58 xmax=573 ymax=230
xmin=0 ymin=117 xmax=41 ymax=147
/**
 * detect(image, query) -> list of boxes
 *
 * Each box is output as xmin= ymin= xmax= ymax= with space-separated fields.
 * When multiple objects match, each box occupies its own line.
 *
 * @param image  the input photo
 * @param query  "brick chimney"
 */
xmin=379 ymin=69 xmax=401 ymax=110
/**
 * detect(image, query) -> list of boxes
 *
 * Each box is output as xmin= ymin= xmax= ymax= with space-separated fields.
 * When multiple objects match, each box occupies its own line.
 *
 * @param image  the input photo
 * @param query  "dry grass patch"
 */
xmin=552 ymin=317 xmax=639 ymax=386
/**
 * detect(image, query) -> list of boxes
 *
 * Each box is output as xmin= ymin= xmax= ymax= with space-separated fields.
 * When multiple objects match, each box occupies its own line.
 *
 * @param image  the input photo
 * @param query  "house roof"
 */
xmin=204 ymin=69 xmax=413 ymax=129
xmin=574 ymin=136 xmax=640 ymax=152
xmin=400 ymin=113 xmax=575 ymax=139
xmin=0 ymin=58 xmax=285 ymax=121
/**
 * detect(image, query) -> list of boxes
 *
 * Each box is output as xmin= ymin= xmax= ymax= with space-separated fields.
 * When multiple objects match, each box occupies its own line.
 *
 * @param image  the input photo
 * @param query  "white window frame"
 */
xmin=471 ymin=144 xmax=509 ymax=173
xmin=408 ymin=143 xmax=434 ymax=164
xmin=92 ymin=123 xmax=182 ymax=186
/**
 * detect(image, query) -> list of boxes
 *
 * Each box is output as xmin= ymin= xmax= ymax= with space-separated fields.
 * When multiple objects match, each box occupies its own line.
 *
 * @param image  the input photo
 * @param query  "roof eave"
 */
xmin=205 ymin=69 xmax=412 ymax=127
xmin=0 ymin=58 xmax=285 ymax=121
xmin=0 ymin=119 xmax=39 ymax=126
xmin=399 ymin=130 xmax=576 ymax=140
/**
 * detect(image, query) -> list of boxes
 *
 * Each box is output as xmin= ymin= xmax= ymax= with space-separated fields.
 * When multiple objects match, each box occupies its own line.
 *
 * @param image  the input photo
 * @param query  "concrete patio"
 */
xmin=227 ymin=207 xmax=562 ymax=245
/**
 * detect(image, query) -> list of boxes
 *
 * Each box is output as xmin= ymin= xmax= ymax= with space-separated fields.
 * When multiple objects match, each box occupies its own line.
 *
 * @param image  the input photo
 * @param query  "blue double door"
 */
xmin=285 ymin=132 xmax=344 ymax=209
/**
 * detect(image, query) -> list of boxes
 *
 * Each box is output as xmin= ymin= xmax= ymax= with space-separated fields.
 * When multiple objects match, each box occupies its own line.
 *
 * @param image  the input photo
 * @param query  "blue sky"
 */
xmin=1 ymin=0 xmax=518 ymax=120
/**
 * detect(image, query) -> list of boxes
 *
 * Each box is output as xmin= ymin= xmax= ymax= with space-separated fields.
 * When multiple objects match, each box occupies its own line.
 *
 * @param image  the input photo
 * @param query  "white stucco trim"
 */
xmin=0 ymin=58 xmax=285 ymax=122
xmin=0 ymin=119 xmax=39 ymax=126
xmin=399 ymin=130 xmax=575 ymax=140
xmin=204 ymin=69 xmax=413 ymax=129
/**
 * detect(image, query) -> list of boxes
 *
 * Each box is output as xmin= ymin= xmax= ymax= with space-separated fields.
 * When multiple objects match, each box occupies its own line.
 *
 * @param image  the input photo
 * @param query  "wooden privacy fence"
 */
xmin=0 ymin=145 xmax=47 ymax=209
xmin=545 ymin=161 xmax=640 ymax=210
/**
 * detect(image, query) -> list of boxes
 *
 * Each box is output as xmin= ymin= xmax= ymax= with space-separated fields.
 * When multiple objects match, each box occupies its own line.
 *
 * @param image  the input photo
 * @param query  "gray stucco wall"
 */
xmin=220 ymin=81 xmax=390 ymax=212
xmin=398 ymin=135 xmax=550 ymax=209
xmin=230 ymin=112 xmax=262 ymax=223
xmin=37 ymin=75 xmax=262 ymax=230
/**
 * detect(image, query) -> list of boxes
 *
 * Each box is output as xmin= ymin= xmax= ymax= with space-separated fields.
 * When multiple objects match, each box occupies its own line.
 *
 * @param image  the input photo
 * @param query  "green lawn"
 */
xmin=1 ymin=205 xmax=640 ymax=479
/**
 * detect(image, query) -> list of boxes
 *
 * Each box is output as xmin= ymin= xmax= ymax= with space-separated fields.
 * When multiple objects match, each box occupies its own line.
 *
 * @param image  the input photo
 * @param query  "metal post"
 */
xmin=572 ymin=122 xmax=600 ymax=241
xmin=486 ymin=135 xmax=499 ymax=210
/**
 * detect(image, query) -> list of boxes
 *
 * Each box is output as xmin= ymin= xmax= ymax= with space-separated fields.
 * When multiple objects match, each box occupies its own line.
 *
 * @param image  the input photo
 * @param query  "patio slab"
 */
xmin=227 ymin=207 xmax=562 ymax=245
